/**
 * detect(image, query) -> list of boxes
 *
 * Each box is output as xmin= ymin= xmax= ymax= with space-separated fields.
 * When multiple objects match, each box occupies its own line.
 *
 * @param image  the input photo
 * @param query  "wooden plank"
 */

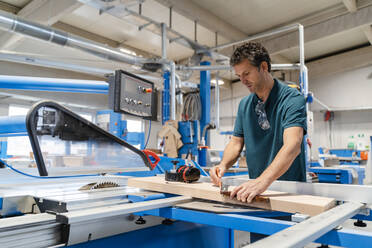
xmin=127 ymin=176 xmax=336 ymax=216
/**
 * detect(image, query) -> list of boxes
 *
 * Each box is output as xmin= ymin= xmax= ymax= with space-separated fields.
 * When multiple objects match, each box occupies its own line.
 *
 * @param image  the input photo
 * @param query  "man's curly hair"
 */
xmin=230 ymin=42 xmax=271 ymax=72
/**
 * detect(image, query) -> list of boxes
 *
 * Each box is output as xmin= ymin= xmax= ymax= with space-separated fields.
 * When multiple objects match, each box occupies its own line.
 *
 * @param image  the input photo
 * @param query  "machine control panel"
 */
xmin=109 ymin=70 xmax=157 ymax=120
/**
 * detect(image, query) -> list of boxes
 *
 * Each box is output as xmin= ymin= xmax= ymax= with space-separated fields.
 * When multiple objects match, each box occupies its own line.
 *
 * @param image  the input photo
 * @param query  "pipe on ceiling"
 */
xmin=0 ymin=10 xmax=151 ymax=66
xmin=176 ymin=63 xmax=301 ymax=71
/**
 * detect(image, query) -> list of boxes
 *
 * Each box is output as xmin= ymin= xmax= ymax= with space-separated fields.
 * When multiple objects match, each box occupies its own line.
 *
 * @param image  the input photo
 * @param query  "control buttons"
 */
xmin=138 ymin=86 xmax=153 ymax=93
xmin=124 ymin=97 xmax=149 ymax=107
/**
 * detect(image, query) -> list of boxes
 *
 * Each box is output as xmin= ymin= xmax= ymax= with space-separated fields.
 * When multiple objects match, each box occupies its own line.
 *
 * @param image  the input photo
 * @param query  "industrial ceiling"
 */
xmin=0 ymin=0 xmax=371 ymax=109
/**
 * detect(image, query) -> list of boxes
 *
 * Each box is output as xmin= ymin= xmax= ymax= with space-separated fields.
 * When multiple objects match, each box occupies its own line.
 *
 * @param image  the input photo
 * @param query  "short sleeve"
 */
xmin=233 ymin=101 xmax=244 ymax=137
xmin=282 ymin=93 xmax=307 ymax=134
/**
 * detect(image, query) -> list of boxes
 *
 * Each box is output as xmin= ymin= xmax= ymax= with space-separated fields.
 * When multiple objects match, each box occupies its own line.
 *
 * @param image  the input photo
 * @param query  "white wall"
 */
xmin=309 ymin=64 xmax=372 ymax=159
xmin=310 ymin=65 xmax=372 ymax=109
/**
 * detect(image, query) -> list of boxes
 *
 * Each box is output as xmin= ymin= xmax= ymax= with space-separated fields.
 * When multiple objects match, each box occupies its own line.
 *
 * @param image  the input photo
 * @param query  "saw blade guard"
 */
xmin=25 ymin=100 xmax=153 ymax=177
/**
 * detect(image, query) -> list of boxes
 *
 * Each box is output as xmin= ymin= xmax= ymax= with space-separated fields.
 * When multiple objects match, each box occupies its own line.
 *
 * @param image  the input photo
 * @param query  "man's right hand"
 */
xmin=210 ymin=164 xmax=226 ymax=186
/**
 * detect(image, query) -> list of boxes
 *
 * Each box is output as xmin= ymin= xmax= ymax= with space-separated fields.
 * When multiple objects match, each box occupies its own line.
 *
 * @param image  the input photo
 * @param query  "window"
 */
xmin=9 ymin=105 xmax=29 ymax=116
xmin=6 ymin=136 xmax=33 ymax=157
xmin=77 ymin=112 xmax=93 ymax=122
xmin=7 ymin=105 xmax=32 ymax=157
xmin=127 ymin=119 xmax=143 ymax=132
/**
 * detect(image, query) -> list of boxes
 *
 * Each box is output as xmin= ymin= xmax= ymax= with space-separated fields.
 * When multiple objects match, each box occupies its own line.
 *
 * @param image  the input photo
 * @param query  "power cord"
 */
xmin=0 ymin=159 xmax=101 ymax=179
xmin=182 ymin=92 xmax=201 ymax=121
xmin=144 ymin=119 xmax=151 ymax=149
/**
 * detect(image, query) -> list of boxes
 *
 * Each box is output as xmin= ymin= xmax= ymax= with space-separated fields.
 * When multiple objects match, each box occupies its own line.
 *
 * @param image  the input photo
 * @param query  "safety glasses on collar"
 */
xmin=255 ymin=100 xmax=270 ymax=130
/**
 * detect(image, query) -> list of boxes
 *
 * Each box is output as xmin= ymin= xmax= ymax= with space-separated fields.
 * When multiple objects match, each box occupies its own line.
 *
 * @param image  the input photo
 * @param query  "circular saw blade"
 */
xmin=79 ymin=181 xmax=120 ymax=191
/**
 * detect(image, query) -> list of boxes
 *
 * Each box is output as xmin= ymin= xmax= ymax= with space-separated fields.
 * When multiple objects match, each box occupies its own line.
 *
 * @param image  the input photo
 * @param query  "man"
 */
xmin=210 ymin=42 xmax=307 ymax=203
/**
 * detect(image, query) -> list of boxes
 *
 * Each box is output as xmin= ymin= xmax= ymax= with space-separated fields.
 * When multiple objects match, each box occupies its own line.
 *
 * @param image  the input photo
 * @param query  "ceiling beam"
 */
xmin=53 ymin=21 xmax=121 ymax=48
xmin=260 ymin=0 xmax=370 ymax=32
xmin=0 ymin=0 xmax=82 ymax=50
xmin=16 ymin=0 xmax=80 ymax=23
xmin=154 ymin=0 xmax=246 ymax=41
xmin=51 ymin=22 xmax=156 ymax=59
xmin=307 ymin=45 xmax=372 ymax=80
xmin=342 ymin=0 xmax=357 ymax=13
xmin=262 ymin=5 xmax=372 ymax=55
xmin=271 ymin=54 xmax=292 ymax=64
xmin=0 ymin=1 xmax=20 ymax=14
xmin=363 ymin=25 xmax=372 ymax=45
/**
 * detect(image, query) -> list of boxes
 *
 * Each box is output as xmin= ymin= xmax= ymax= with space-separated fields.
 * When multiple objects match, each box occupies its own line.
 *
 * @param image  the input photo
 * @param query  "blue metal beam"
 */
xmin=139 ymin=207 xmax=372 ymax=247
xmin=0 ymin=141 xmax=7 ymax=159
xmin=140 ymin=207 xmax=292 ymax=234
xmin=162 ymin=72 xmax=170 ymax=124
xmin=0 ymin=116 xmax=27 ymax=137
xmin=0 ymin=75 xmax=108 ymax=94
xmin=199 ymin=61 xmax=211 ymax=145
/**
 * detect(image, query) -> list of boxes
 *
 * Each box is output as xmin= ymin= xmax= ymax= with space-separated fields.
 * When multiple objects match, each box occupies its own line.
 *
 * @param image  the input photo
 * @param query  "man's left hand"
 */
xmin=230 ymin=177 xmax=272 ymax=203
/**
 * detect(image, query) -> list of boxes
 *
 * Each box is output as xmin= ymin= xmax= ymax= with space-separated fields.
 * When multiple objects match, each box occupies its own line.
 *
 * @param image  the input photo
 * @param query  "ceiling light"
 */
xmin=211 ymin=79 xmax=224 ymax=85
xmin=119 ymin=47 xmax=137 ymax=56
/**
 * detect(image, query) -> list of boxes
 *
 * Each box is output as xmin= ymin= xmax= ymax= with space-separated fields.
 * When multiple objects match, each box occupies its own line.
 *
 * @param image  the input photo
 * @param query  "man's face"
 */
xmin=233 ymin=59 xmax=264 ymax=93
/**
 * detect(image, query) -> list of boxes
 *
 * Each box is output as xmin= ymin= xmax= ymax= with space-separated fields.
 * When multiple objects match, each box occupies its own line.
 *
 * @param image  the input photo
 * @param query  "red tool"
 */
xmin=142 ymin=149 xmax=161 ymax=170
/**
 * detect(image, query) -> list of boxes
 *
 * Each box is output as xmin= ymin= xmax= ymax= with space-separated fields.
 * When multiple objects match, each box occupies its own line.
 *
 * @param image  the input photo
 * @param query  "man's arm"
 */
xmin=210 ymin=136 xmax=244 ymax=185
xmin=230 ymin=126 xmax=303 ymax=202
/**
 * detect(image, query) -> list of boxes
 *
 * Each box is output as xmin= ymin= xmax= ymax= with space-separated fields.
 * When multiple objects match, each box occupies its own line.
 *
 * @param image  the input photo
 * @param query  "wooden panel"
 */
xmin=127 ymin=176 xmax=336 ymax=216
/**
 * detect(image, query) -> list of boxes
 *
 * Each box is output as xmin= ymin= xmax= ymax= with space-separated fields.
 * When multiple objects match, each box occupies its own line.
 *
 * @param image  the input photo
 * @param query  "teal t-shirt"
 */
xmin=233 ymin=79 xmax=307 ymax=182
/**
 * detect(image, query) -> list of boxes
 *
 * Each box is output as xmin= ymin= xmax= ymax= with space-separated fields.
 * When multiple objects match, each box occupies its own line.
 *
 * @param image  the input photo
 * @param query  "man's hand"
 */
xmin=209 ymin=164 xmax=226 ymax=186
xmin=230 ymin=177 xmax=272 ymax=203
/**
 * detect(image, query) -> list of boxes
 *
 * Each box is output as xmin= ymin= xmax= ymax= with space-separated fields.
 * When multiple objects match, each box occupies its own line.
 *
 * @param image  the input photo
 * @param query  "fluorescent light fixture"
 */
xmin=119 ymin=47 xmax=137 ymax=56
xmin=211 ymin=79 xmax=224 ymax=85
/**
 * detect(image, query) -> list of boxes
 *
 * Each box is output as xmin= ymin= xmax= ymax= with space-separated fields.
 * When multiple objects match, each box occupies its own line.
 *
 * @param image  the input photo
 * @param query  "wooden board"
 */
xmin=127 ymin=176 xmax=336 ymax=216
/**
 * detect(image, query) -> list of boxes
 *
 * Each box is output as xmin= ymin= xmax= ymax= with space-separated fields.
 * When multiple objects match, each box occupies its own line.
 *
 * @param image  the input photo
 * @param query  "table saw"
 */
xmin=1 ymin=101 xmax=372 ymax=248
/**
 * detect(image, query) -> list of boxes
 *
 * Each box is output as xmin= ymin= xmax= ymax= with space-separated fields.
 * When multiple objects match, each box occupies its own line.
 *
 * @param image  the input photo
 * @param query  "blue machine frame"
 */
xmin=68 ymin=220 xmax=231 ymax=248
xmin=162 ymin=71 xmax=170 ymax=125
xmin=66 ymin=191 xmax=372 ymax=248
xmin=178 ymin=120 xmax=199 ymax=158
xmin=309 ymin=167 xmax=353 ymax=184
xmin=309 ymin=167 xmax=365 ymax=184
xmin=139 ymin=206 xmax=372 ymax=248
